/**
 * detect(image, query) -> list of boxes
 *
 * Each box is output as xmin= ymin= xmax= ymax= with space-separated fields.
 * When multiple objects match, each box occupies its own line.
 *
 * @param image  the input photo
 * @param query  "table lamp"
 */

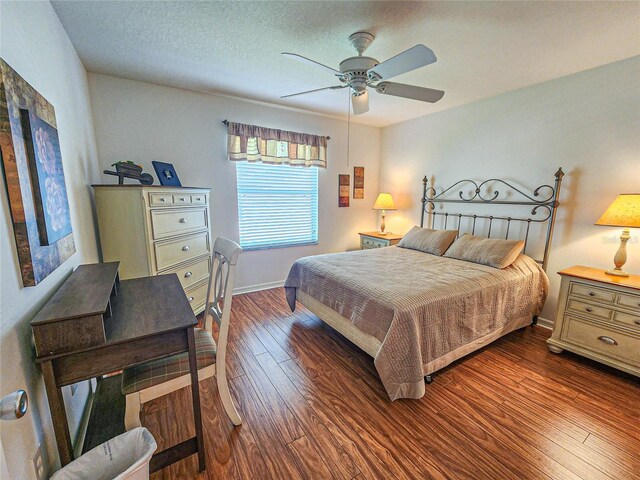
xmin=373 ymin=193 xmax=396 ymax=234
xmin=595 ymin=194 xmax=640 ymax=277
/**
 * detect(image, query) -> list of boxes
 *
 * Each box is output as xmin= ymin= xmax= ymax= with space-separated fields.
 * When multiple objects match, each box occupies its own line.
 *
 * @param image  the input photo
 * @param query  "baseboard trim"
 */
xmin=536 ymin=316 xmax=554 ymax=330
xmin=234 ymin=280 xmax=284 ymax=295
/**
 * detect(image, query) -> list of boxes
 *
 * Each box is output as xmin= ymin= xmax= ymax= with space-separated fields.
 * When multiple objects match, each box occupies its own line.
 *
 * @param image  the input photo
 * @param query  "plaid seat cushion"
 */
xmin=122 ymin=328 xmax=216 ymax=395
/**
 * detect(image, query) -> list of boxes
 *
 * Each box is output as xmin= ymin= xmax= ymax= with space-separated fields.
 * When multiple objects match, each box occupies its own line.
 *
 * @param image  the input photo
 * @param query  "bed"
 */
xmin=285 ymin=168 xmax=565 ymax=400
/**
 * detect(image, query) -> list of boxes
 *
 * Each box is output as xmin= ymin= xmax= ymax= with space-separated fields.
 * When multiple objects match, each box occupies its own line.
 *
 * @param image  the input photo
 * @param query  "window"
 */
xmin=236 ymin=162 xmax=318 ymax=250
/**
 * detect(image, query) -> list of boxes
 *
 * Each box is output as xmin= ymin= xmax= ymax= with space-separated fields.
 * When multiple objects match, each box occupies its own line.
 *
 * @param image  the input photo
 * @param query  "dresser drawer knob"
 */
xmin=635 ymin=320 xmax=640 ymax=326
xmin=184 ymin=271 xmax=192 ymax=278
xmin=588 ymin=291 xmax=595 ymax=297
xmin=160 ymin=198 xmax=166 ymax=202
xmin=182 ymin=245 xmax=190 ymax=252
xmin=188 ymin=296 xmax=194 ymax=303
xmin=585 ymin=307 xmax=593 ymax=313
xmin=597 ymin=336 xmax=618 ymax=346
xmin=179 ymin=218 xmax=187 ymax=223
xmin=178 ymin=197 xmax=186 ymax=202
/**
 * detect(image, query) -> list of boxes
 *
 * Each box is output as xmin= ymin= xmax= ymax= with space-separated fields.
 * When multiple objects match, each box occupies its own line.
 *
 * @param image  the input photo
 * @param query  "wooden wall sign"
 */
xmin=353 ymin=166 xmax=364 ymax=199
xmin=1 ymin=59 xmax=75 ymax=286
xmin=338 ymin=174 xmax=350 ymax=207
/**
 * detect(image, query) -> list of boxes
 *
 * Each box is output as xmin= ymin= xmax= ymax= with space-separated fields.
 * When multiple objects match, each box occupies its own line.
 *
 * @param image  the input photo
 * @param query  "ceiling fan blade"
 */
xmin=368 ymin=45 xmax=437 ymax=81
xmin=351 ymin=90 xmax=369 ymax=115
xmin=375 ymin=82 xmax=444 ymax=103
xmin=282 ymin=52 xmax=342 ymax=75
xmin=281 ymin=85 xmax=347 ymax=99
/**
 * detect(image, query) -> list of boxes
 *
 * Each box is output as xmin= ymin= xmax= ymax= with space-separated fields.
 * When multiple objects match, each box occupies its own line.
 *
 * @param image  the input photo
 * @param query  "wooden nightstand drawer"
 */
xmin=567 ymin=298 xmax=613 ymax=321
xmin=562 ymin=316 xmax=640 ymax=365
xmin=569 ymin=282 xmax=616 ymax=304
xmin=362 ymin=237 xmax=386 ymax=249
xmin=614 ymin=311 xmax=640 ymax=329
xmin=359 ymin=232 xmax=402 ymax=250
xmin=618 ymin=292 xmax=640 ymax=310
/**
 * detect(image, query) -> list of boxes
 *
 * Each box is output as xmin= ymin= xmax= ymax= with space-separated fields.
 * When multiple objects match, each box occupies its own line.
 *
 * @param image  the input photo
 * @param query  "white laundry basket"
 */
xmin=51 ymin=427 xmax=157 ymax=480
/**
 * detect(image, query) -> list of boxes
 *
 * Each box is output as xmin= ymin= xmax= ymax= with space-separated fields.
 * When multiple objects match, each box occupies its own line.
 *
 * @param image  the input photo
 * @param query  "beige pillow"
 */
xmin=443 ymin=234 xmax=524 ymax=269
xmin=397 ymin=227 xmax=459 ymax=256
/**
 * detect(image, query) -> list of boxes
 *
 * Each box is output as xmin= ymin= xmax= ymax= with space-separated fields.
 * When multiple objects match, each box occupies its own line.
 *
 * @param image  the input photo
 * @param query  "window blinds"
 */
xmin=236 ymin=162 xmax=318 ymax=250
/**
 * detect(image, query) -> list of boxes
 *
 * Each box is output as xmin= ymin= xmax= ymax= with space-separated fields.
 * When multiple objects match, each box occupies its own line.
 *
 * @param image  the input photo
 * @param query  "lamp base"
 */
xmin=605 ymin=268 xmax=630 ymax=278
xmin=606 ymin=228 xmax=631 ymax=278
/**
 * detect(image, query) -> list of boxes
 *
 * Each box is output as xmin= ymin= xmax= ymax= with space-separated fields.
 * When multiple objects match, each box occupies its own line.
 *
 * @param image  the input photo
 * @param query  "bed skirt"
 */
xmin=297 ymin=289 xmax=532 ymax=378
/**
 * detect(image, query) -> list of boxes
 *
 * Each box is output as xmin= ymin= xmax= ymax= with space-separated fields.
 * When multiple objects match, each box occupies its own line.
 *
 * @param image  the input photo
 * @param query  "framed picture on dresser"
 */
xmin=152 ymin=160 xmax=182 ymax=187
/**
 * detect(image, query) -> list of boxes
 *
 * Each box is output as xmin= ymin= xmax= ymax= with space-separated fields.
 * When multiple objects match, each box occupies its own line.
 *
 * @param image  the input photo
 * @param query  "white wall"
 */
xmin=87 ymin=73 xmax=381 ymax=289
xmin=0 ymin=1 xmax=101 ymax=478
xmin=379 ymin=56 xmax=640 ymax=321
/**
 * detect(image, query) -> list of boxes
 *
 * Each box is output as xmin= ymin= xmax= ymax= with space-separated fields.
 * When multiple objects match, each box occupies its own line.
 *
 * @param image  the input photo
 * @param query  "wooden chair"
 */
xmin=122 ymin=237 xmax=243 ymax=430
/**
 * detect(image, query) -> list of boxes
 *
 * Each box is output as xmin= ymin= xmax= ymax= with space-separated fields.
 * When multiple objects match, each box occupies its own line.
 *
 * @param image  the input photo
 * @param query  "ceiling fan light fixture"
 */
xmin=350 ymin=80 xmax=367 ymax=95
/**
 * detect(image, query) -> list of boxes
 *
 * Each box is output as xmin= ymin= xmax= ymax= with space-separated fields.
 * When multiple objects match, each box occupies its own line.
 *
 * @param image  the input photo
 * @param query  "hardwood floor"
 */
xmin=148 ymin=287 xmax=640 ymax=480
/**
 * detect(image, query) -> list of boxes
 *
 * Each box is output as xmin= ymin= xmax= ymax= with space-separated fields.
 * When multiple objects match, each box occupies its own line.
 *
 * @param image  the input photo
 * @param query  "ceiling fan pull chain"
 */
xmin=347 ymin=89 xmax=351 ymax=167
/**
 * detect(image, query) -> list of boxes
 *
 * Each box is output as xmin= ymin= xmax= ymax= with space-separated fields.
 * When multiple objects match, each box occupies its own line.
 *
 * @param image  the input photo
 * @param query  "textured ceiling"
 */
xmin=52 ymin=1 xmax=640 ymax=127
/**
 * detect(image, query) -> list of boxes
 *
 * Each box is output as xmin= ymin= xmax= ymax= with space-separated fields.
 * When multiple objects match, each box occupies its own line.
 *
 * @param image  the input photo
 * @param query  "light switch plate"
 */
xmin=33 ymin=443 xmax=46 ymax=480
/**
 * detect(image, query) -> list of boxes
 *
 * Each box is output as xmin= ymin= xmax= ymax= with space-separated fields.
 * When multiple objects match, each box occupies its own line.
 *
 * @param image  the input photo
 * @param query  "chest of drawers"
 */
xmin=547 ymin=266 xmax=640 ymax=376
xmin=93 ymin=185 xmax=212 ymax=314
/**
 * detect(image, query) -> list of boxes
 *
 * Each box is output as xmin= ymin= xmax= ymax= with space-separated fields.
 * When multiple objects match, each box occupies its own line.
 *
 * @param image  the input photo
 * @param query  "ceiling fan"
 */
xmin=281 ymin=32 xmax=444 ymax=115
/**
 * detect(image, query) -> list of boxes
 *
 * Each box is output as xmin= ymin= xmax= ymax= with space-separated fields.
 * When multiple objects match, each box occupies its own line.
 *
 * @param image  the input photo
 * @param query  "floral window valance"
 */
xmin=226 ymin=121 xmax=328 ymax=168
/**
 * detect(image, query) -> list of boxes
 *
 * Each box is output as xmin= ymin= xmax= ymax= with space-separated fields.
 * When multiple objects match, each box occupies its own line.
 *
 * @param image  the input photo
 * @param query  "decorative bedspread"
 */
xmin=284 ymin=246 xmax=548 ymax=400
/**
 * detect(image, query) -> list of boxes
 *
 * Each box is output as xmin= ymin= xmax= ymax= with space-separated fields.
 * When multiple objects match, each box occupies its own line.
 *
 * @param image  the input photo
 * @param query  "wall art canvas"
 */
xmin=338 ymin=174 xmax=350 ymax=207
xmin=0 ymin=58 xmax=75 ymax=286
xmin=20 ymin=109 xmax=72 ymax=245
xmin=353 ymin=166 xmax=364 ymax=199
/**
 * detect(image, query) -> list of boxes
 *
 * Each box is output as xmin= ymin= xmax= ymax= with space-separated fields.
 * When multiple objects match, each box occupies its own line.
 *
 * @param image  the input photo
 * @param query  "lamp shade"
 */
xmin=373 ymin=193 xmax=396 ymax=210
xmin=595 ymin=194 xmax=640 ymax=228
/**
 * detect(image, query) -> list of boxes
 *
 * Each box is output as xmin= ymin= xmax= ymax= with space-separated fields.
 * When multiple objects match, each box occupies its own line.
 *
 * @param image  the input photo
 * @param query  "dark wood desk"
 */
xmin=32 ymin=263 xmax=205 ymax=472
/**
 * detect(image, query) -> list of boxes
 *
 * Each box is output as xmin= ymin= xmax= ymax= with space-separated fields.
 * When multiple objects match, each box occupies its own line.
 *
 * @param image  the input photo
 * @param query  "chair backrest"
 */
xmin=203 ymin=237 xmax=242 ymax=339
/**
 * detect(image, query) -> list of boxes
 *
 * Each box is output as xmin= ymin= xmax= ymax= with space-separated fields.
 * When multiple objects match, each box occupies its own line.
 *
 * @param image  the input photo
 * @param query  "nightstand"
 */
xmin=359 ymin=231 xmax=403 ymax=250
xmin=547 ymin=266 xmax=639 ymax=376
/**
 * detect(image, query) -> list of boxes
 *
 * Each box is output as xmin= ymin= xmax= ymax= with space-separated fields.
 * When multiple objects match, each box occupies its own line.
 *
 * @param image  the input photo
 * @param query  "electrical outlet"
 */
xmin=33 ymin=443 xmax=46 ymax=480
